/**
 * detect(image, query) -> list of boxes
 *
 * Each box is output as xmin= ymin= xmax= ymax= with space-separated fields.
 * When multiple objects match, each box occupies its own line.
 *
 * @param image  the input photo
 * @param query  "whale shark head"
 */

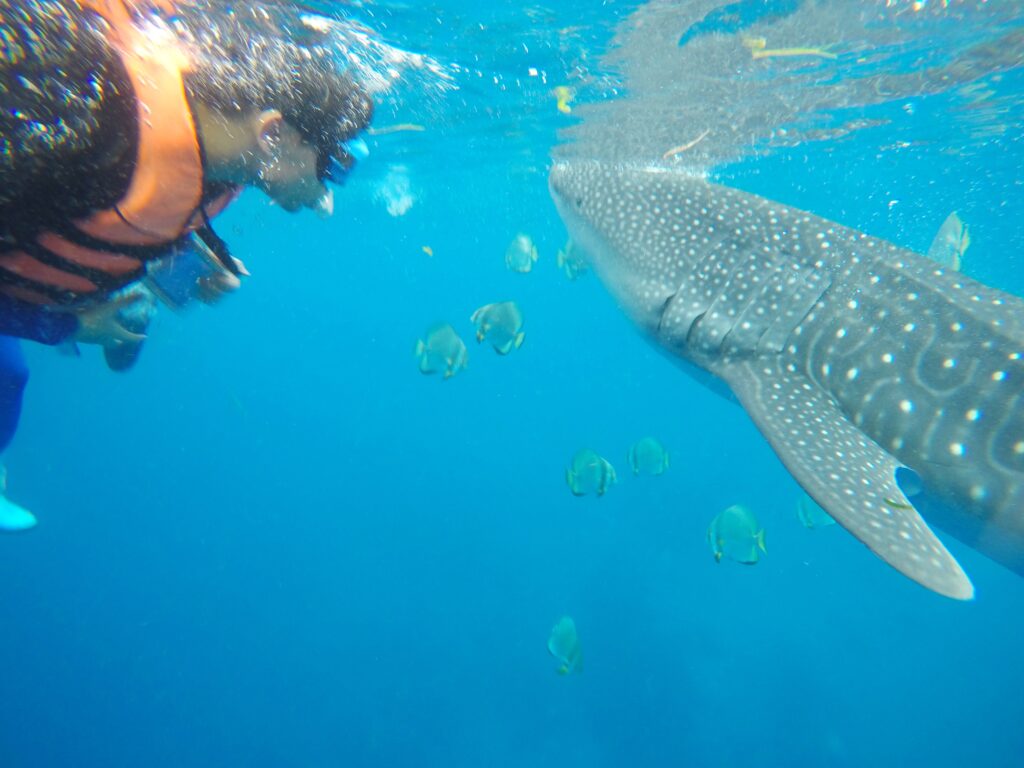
xmin=550 ymin=161 xmax=696 ymax=336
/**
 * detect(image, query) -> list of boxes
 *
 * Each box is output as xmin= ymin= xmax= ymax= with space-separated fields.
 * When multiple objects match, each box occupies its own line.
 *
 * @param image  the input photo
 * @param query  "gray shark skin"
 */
xmin=550 ymin=161 xmax=1024 ymax=600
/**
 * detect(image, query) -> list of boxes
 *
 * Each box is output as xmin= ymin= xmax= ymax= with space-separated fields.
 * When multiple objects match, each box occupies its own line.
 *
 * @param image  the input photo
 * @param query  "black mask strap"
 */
xmin=196 ymin=208 xmax=240 ymax=276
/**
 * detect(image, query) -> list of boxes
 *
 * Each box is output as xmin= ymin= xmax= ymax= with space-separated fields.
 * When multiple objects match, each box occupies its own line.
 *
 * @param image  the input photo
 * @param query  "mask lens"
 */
xmin=316 ymin=136 xmax=364 ymax=184
xmin=318 ymin=151 xmax=354 ymax=185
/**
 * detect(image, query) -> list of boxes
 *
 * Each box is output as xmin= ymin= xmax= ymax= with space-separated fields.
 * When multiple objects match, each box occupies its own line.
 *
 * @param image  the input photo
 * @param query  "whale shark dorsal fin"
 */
xmin=722 ymin=357 xmax=974 ymax=600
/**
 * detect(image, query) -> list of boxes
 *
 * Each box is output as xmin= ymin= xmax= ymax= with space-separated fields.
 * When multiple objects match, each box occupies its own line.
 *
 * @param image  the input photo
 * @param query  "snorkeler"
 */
xmin=0 ymin=0 xmax=374 ymax=518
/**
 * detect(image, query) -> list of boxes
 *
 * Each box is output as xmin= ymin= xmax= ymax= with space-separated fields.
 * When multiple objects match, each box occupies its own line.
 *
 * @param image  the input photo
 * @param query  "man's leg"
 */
xmin=0 ymin=337 xmax=36 ymax=530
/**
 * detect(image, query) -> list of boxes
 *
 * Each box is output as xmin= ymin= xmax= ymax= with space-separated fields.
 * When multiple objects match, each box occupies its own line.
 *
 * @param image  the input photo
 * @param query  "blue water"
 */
xmin=3 ymin=2 xmax=1024 ymax=766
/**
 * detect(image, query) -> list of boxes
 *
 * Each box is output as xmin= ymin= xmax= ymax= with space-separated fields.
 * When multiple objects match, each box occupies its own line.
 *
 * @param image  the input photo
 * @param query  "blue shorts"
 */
xmin=0 ymin=336 xmax=28 ymax=453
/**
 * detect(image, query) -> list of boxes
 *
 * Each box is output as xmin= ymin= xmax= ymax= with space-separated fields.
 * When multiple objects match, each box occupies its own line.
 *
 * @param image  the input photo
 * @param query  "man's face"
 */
xmin=255 ymin=114 xmax=332 ymax=213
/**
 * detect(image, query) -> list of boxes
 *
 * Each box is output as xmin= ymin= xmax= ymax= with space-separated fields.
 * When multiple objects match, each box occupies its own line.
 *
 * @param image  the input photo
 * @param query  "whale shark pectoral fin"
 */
xmin=722 ymin=357 xmax=974 ymax=600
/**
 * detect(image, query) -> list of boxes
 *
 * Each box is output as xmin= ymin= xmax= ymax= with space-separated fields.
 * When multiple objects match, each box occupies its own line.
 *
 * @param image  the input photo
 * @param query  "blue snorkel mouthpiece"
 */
xmin=344 ymin=137 xmax=370 ymax=161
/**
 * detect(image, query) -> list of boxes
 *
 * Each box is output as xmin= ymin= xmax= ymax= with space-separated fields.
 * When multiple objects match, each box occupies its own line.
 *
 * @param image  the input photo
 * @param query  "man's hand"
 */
xmin=195 ymin=258 xmax=249 ymax=305
xmin=72 ymin=293 xmax=148 ymax=347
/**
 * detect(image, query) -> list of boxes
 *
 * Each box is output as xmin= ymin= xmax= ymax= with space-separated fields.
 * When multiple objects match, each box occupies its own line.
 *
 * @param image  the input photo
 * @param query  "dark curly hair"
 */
xmin=172 ymin=2 xmax=374 ymax=156
xmin=0 ymin=0 xmax=131 ymax=212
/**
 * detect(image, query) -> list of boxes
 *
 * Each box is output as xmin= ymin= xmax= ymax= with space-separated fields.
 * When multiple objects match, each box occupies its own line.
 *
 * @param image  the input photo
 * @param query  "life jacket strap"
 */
xmin=195 ymin=210 xmax=240 ymax=277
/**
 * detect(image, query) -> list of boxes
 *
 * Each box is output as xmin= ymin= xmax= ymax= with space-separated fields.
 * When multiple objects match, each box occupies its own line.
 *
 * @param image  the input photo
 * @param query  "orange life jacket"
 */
xmin=0 ymin=0 xmax=238 ymax=307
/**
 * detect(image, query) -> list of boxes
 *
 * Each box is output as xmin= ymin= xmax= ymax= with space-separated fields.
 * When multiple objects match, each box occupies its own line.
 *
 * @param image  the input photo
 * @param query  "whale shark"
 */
xmin=550 ymin=161 xmax=1024 ymax=600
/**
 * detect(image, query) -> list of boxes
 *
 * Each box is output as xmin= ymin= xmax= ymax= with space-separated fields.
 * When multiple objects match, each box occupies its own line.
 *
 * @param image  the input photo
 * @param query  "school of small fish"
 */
xmin=412 ymin=232 xmax=591 ymax=383
xmin=412 ymin=223 xmax=864 ymax=677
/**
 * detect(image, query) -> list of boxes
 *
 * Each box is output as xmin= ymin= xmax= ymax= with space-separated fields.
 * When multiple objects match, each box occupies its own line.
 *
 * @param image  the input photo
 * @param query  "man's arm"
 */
xmin=0 ymin=296 xmax=77 ymax=345
xmin=0 ymin=291 xmax=151 ymax=348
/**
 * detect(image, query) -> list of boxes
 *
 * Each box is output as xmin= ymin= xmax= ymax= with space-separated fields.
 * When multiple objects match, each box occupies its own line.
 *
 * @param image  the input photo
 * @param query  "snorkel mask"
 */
xmin=313 ymin=136 xmax=370 ymax=218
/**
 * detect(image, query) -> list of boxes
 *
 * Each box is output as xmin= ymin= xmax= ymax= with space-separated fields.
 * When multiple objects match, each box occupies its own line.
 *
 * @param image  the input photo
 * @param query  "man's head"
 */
xmin=172 ymin=5 xmax=373 ymax=212
xmin=250 ymin=108 xmax=333 ymax=213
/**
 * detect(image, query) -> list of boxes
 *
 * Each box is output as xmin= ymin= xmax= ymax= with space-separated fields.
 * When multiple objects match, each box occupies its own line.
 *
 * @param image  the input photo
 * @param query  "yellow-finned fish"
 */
xmin=547 ymin=616 xmax=582 ymax=675
xmin=796 ymin=493 xmax=836 ymax=529
xmin=565 ymin=448 xmax=616 ymax=497
xmin=707 ymin=504 xmax=767 ymax=564
xmin=415 ymin=323 xmax=468 ymax=380
xmin=627 ymin=437 xmax=670 ymax=476
xmin=505 ymin=233 xmax=539 ymax=274
xmin=470 ymin=301 xmax=525 ymax=355
xmin=926 ymin=211 xmax=970 ymax=272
